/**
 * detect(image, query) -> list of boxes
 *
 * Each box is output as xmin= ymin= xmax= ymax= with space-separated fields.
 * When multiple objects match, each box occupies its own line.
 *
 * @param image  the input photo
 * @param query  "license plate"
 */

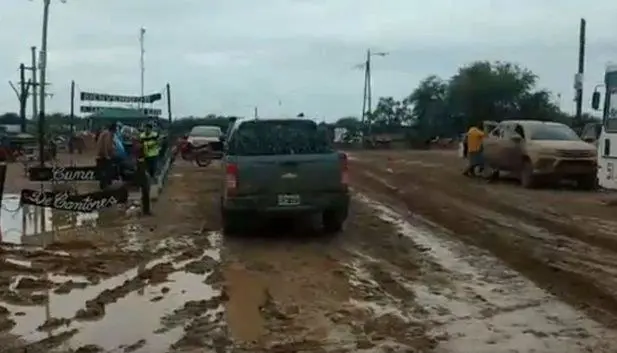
xmin=277 ymin=194 xmax=301 ymax=206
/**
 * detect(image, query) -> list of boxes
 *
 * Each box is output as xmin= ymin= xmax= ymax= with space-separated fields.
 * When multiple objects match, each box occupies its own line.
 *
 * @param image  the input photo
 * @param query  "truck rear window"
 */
xmin=229 ymin=120 xmax=332 ymax=156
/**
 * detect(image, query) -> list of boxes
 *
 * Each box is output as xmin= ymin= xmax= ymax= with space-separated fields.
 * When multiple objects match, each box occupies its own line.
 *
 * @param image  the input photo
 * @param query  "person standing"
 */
xmin=139 ymin=122 xmax=160 ymax=178
xmin=96 ymin=123 xmax=117 ymax=189
xmin=463 ymin=122 xmax=486 ymax=177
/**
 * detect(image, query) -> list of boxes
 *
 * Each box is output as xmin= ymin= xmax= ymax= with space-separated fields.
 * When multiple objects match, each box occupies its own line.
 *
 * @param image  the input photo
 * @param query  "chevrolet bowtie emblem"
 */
xmin=281 ymin=173 xmax=297 ymax=179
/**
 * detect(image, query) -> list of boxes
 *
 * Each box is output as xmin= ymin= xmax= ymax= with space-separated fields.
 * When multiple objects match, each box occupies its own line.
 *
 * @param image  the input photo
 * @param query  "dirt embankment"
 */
xmin=349 ymin=150 xmax=617 ymax=328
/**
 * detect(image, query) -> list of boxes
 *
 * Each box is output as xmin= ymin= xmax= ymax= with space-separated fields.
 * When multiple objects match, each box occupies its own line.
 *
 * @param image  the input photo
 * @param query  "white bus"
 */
xmin=592 ymin=64 xmax=617 ymax=189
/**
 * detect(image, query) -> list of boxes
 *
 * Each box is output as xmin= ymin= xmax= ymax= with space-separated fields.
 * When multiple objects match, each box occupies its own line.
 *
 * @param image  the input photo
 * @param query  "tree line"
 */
xmin=335 ymin=60 xmax=599 ymax=142
xmin=0 ymin=60 xmax=600 ymax=141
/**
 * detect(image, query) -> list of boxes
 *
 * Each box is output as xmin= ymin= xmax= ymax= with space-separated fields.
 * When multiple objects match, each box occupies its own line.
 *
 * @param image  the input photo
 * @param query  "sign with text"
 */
xmin=20 ymin=187 xmax=128 ymax=213
xmin=80 ymin=92 xmax=162 ymax=104
xmin=28 ymin=166 xmax=99 ymax=182
xmin=80 ymin=106 xmax=162 ymax=116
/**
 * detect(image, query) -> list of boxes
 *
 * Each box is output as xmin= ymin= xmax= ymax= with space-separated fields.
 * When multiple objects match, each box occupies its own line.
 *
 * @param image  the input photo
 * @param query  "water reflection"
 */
xmin=0 ymin=194 xmax=99 ymax=246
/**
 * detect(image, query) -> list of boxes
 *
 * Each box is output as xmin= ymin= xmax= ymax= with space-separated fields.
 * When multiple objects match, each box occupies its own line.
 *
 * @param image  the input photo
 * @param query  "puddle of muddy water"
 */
xmin=65 ymin=269 xmax=221 ymax=352
xmin=3 ymin=232 xmax=224 ymax=353
xmin=1 ymin=194 xmax=101 ymax=246
xmin=354 ymin=193 xmax=617 ymax=352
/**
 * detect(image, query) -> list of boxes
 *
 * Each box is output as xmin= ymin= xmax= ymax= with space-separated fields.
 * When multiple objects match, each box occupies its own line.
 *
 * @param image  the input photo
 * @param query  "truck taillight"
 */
xmin=340 ymin=153 xmax=349 ymax=186
xmin=226 ymin=163 xmax=238 ymax=194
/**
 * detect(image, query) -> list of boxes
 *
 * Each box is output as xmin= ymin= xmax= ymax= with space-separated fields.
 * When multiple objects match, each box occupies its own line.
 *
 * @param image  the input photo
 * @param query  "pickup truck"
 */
xmin=220 ymin=118 xmax=350 ymax=234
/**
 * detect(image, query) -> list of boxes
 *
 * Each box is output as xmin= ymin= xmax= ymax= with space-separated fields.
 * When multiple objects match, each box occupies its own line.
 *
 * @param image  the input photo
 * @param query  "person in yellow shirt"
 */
xmin=463 ymin=122 xmax=486 ymax=176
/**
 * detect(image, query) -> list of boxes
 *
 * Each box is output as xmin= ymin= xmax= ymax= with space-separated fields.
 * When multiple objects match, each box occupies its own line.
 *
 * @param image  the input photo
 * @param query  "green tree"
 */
xmin=0 ymin=112 xmax=21 ymax=124
xmin=398 ymin=60 xmax=567 ymax=140
xmin=370 ymin=96 xmax=411 ymax=132
xmin=446 ymin=61 xmax=547 ymax=127
xmin=404 ymin=75 xmax=449 ymax=137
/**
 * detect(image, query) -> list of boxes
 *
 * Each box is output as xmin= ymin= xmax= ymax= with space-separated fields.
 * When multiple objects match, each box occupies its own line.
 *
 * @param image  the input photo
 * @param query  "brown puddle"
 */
xmin=0 ymin=232 xmax=225 ymax=352
xmin=1 ymin=195 xmax=103 ymax=246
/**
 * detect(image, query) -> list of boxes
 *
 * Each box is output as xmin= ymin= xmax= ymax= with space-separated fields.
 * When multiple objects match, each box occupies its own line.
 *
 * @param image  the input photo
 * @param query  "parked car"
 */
xmin=482 ymin=120 xmax=597 ymax=189
xmin=220 ymin=118 xmax=350 ymax=234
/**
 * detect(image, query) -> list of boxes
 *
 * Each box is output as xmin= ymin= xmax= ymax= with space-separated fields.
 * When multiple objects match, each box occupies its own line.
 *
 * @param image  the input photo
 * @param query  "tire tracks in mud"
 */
xmin=350 ymin=158 xmax=617 ymax=329
xmin=353 ymin=193 xmax=617 ymax=352
xmin=220 ymin=201 xmax=438 ymax=352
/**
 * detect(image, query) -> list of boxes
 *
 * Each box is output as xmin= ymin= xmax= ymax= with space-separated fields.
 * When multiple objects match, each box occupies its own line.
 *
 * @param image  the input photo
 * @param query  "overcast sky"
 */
xmin=1 ymin=0 xmax=616 ymax=120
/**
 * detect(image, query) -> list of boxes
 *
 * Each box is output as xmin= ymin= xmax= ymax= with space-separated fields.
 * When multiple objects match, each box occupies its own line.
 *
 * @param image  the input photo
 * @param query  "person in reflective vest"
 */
xmin=139 ymin=122 xmax=160 ymax=177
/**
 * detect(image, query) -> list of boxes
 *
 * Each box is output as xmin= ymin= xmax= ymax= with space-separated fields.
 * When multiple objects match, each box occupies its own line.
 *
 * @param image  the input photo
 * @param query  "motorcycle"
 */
xmin=179 ymin=141 xmax=215 ymax=167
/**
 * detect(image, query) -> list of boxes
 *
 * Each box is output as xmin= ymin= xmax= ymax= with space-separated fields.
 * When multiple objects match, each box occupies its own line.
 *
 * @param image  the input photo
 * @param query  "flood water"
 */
xmin=0 ymin=194 xmax=99 ymax=246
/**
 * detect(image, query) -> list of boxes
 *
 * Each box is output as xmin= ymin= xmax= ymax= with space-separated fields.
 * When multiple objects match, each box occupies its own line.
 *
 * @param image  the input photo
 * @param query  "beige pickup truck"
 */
xmin=482 ymin=120 xmax=597 ymax=189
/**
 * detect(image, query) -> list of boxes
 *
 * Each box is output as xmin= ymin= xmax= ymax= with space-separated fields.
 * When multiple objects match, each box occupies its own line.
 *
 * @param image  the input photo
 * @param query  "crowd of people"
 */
xmin=95 ymin=121 xmax=162 ymax=189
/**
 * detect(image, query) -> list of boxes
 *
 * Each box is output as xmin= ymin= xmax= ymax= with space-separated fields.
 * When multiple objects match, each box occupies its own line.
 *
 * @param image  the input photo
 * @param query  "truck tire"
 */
xmin=576 ymin=174 xmax=597 ymax=190
xmin=520 ymin=160 xmax=537 ymax=189
xmin=322 ymin=209 xmax=345 ymax=233
xmin=222 ymin=209 xmax=243 ymax=235
xmin=195 ymin=152 xmax=213 ymax=167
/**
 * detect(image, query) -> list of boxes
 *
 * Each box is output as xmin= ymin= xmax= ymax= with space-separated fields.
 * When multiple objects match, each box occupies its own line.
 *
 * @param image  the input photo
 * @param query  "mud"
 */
xmin=0 ymin=162 xmax=226 ymax=352
xmin=0 ymin=154 xmax=616 ymax=352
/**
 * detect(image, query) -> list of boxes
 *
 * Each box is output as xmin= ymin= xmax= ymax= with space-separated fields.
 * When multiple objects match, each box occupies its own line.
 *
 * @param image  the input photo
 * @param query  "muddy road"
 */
xmin=0 ymin=156 xmax=616 ymax=352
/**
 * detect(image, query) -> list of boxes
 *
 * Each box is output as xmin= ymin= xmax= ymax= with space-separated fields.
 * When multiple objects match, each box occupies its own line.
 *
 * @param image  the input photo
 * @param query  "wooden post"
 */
xmin=136 ymin=145 xmax=151 ymax=215
xmin=166 ymin=83 xmax=172 ymax=125
xmin=0 ymin=163 xmax=6 ymax=205
xmin=0 ymin=162 xmax=7 ymax=243
xmin=19 ymin=64 xmax=27 ymax=133
xmin=69 ymin=80 xmax=75 ymax=153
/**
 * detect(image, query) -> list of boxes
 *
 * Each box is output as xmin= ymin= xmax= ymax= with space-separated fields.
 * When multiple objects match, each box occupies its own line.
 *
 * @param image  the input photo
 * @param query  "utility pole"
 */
xmin=166 ymin=83 xmax=172 ymax=125
xmin=358 ymin=49 xmax=388 ymax=136
xmin=575 ymin=18 xmax=586 ymax=123
xmin=31 ymin=46 xmax=38 ymax=130
xmin=19 ymin=64 xmax=28 ymax=132
xmin=367 ymin=50 xmax=372 ymax=119
xmin=140 ymin=27 xmax=146 ymax=109
xmin=361 ymin=51 xmax=369 ymax=126
xmin=9 ymin=65 xmax=31 ymax=133
xmin=39 ymin=0 xmax=52 ymax=167
xmin=69 ymin=80 xmax=75 ymax=134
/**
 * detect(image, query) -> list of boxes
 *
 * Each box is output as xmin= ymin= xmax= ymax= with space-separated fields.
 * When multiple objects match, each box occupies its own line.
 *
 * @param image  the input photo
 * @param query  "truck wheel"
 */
xmin=489 ymin=167 xmax=500 ymax=181
xmin=520 ymin=160 xmax=537 ymax=188
xmin=322 ymin=210 xmax=345 ymax=233
xmin=576 ymin=174 xmax=597 ymax=190
xmin=195 ymin=152 xmax=213 ymax=167
xmin=222 ymin=210 xmax=243 ymax=235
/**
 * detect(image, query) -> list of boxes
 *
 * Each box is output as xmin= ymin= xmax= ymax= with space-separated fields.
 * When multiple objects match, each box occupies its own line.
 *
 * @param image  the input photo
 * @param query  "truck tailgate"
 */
xmin=233 ymin=154 xmax=342 ymax=194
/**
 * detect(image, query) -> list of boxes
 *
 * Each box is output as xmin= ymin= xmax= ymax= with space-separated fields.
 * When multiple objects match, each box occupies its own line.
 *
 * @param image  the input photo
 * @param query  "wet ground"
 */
xmin=0 ymin=153 xmax=616 ymax=352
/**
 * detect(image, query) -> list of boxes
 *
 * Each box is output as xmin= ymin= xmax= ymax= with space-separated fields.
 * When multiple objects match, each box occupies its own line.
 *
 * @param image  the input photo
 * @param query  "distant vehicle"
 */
xmin=187 ymin=125 xmax=222 ymax=147
xmin=482 ymin=120 xmax=597 ymax=189
xmin=220 ymin=118 xmax=350 ymax=234
xmin=181 ymin=125 xmax=224 ymax=161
